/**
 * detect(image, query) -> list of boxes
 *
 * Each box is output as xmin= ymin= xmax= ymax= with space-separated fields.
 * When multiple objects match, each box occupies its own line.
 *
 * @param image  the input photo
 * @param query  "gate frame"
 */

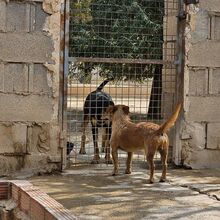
xmin=172 ymin=0 xmax=186 ymax=166
xmin=60 ymin=0 xmax=70 ymax=169
xmin=62 ymin=0 xmax=186 ymax=167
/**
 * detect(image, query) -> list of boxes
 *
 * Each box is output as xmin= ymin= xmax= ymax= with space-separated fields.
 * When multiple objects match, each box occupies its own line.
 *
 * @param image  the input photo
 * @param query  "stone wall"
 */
xmin=180 ymin=0 xmax=220 ymax=168
xmin=0 ymin=0 xmax=64 ymax=175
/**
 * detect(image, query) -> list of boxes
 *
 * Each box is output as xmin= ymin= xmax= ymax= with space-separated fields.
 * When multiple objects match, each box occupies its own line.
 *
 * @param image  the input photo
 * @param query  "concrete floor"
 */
xmin=28 ymin=164 xmax=220 ymax=220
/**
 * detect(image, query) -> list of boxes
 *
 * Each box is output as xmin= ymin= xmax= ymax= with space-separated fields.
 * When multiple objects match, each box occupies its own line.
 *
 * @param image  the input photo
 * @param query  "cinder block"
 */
xmin=0 ymin=63 xmax=4 ymax=91
xmin=186 ymin=96 xmax=220 ymax=122
xmin=33 ymin=64 xmax=52 ymax=94
xmin=209 ymin=68 xmax=220 ymax=94
xmin=0 ymin=93 xmax=53 ymax=122
xmin=0 ymin=1 xmax=6 ymax=32
xmin=181 ymin=122 xmax=206 ymax=149
xmin=207 ymin=123 xmax=220 ymax=150
xmin=188 ymin=68 xmax=208 ymax=95
xmin=187 ymin=149 xmax=220 ymax=169
xmin=0 ymin=33 xmax=53 ymax=63
xmin=4 ymin=63 xmax=29 ymax=93
xmin=35 ymin=3 xmax=48 ymax=31
xmin=0 ymin=123 xmax=27 ymax=153
xmin=213 ymin=15 xmax=220 ymax=40
xmin=188 ymin=41 xmax=220 ymax=67
xmin=190 ymin=10 xmax=210 ymax=43
xmin=6 ymin=1 xmax=29 ymax=32
xmin=200 ymin=0 xmax=220 ymax=12
xmin=26 ymin=124 xmax=51 ymax=154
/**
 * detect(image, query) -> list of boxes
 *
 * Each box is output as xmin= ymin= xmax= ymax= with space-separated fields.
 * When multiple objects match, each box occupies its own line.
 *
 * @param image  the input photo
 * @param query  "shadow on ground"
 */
xmin=29 ymin=165 xmax=220 ymax=220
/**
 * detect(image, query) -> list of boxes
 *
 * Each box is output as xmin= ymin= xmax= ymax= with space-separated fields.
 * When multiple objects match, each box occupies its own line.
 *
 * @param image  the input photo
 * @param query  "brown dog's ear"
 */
xmin=106 ymin=105 xmax=117 ymax=113
xmin=113 ymin=105 xmax=118 ymax=113
xmin=122 ymin=105 xmax=129 ymax=115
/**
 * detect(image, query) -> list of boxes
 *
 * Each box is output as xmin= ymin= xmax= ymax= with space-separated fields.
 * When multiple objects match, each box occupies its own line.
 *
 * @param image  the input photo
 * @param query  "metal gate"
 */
xmin=65 ymin=0 xmax=180 ymax=166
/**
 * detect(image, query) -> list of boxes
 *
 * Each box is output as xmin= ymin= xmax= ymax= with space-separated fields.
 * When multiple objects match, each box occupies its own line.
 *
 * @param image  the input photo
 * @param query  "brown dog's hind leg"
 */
xmin=105 ymin=127 xmax=112 ymax=164
xmin=112 ymin=147 xmax=119 ymax=175
xmin=147 ymin=151 xmax=156 ymax=184
xmin=125 ymin=152 xmax=133 ymax=174
xmin=158 ymin=146 xmax=168 ymax=182
xmin=101 ymin=128 xmax=107 ymax=153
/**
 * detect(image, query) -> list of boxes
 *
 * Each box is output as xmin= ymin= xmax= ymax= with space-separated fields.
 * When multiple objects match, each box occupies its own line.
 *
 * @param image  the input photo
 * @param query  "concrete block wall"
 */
xmin=0 ymin=0 xmax=64 ymax=175
xmin=180 ymin=0 xmax=220 ymax=168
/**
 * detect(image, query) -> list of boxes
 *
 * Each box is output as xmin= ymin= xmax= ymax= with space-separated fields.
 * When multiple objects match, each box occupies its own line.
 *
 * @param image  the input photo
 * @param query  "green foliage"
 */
xmin=69 ymin=0 xmax=164 ymax=82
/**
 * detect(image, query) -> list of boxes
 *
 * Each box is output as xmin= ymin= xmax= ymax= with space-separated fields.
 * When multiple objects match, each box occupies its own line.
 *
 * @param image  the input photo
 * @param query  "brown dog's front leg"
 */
xmin=112 ymin=148 xmax=119 ymax=175
xmin=105 ymin=140 xmax=112 ymax=164
xmin=125 ymin=152 xmax=133 ymax=174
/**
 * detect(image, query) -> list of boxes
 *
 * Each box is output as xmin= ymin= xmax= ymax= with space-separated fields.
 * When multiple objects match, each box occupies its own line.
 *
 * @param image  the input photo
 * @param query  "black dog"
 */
xmin=79 ymin=79 xmax=114 ymax=164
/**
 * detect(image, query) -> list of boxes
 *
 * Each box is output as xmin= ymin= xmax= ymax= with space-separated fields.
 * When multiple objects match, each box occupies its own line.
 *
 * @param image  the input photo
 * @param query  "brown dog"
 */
xmin=103 ymin=103 xmax=181 ymax=183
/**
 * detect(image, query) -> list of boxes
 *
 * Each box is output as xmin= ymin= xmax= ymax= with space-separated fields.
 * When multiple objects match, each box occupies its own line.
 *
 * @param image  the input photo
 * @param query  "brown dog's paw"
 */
xmin=159 ymin=178 xmax=167 ymax=183
xmin=148 ymin=179 xmax=154 ymax=184
xmin=125 ymin=169 xmax=131 ymax=174
xmin=112 ymin=170 xmax=119 ymax=176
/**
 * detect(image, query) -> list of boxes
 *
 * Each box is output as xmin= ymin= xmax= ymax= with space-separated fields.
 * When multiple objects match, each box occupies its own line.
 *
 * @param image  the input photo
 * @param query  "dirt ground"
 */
xmin=28 ymin=164 xmax=220 ymax=220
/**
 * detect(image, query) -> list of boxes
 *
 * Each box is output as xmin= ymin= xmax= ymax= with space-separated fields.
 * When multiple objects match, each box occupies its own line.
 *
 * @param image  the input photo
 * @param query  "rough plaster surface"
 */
xmin=181 ymin=2 xmax=220 ymax=168
xmin=200 ymin=0 xmax=220 ymax=12
xmin=0 ymin=0 xmax=63 ymax=176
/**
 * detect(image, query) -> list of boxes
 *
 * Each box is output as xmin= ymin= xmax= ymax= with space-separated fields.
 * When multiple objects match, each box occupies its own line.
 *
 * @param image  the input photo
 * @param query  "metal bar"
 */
xmin=173 ymin=0 xmax=186 ymax=166
xmin=69 ymin=57 xmax=174 ymax=65
xmin=61 ymin=0 xmax=70 ymax=170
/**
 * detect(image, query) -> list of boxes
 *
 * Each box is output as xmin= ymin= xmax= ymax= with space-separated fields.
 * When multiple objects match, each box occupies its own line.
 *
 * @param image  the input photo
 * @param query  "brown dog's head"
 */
xmin=102 ymin=105 xmax=130 ymax=120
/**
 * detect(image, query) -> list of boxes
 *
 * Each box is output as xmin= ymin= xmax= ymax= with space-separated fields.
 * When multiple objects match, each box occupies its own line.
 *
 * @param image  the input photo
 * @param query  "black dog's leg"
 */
xmin=91 ymin=125 xmax=100 ymax=164
xmin=105 ymin=126 xmax=112 ymax=164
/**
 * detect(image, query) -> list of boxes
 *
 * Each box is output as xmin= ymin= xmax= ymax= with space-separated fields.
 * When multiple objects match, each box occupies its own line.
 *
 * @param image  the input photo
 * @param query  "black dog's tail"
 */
xmin=96 ymin=79 xmax=109 ymax=91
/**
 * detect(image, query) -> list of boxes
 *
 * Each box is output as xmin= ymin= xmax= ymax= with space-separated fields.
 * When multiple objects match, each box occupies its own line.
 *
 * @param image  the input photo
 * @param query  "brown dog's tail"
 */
xmin=157 ymin=103 xmax=181 ymax=134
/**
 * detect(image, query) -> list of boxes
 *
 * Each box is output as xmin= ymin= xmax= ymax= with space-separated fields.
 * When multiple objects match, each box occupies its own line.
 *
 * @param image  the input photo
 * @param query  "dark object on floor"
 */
xmin=67 ymin=141 xmax=74 ymax=155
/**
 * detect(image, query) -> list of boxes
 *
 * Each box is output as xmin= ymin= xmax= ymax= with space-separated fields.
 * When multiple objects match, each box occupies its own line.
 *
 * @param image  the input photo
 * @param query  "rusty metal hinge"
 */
xmin=184 ymin=0 xmax=199 ymax=5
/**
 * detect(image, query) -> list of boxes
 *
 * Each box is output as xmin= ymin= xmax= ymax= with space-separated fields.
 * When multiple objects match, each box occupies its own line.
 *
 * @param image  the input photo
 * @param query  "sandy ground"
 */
xmin=28 ymin=164 xmax=220 ymax=220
